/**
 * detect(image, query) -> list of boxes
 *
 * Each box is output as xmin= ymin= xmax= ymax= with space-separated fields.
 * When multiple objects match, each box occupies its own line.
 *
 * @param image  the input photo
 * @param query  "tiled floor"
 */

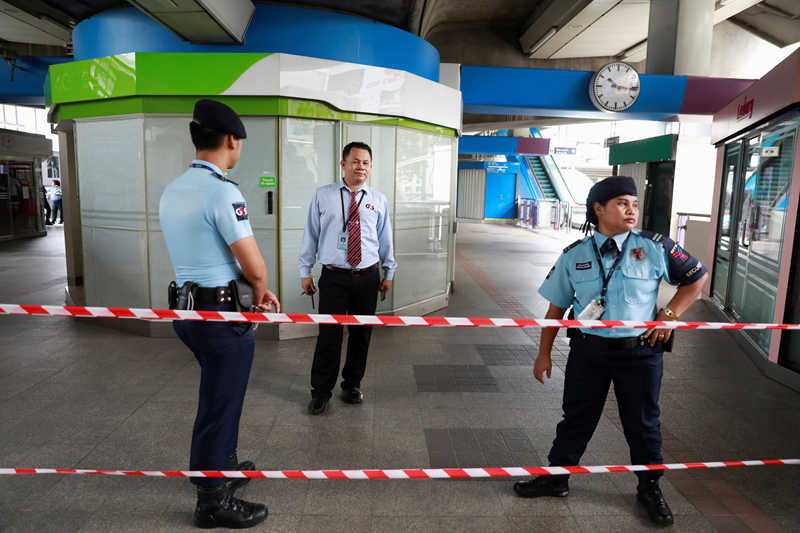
xmin=1 ymin=223 xmax=800 ymax=532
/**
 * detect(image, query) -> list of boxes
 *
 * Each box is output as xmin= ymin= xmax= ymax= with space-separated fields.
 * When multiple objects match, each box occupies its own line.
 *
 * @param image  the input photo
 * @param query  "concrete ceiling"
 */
xmin=1 ymin=0 xmax=798 ymax=66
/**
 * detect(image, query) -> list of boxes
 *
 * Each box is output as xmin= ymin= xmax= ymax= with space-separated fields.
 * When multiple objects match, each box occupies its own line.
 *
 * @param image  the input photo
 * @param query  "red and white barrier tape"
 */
xmin=2 ymin=303 xmax=800 ymax=330
xmin=2 ymin=459 xmax=798 ymax=479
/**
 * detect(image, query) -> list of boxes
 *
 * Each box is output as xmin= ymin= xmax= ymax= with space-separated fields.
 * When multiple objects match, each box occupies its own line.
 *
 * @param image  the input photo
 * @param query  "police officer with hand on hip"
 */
xmin=299 ymin=141 xmax=396 ymax=415
xmin=514 ymin=176 xmax=708 ymax=527
xmin=160 ymin=100 xmax=279 ymax=529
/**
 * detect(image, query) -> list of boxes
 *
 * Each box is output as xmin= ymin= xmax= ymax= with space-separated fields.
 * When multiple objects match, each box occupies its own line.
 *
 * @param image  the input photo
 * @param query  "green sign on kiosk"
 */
xmin=260 ymin=176 xmax=276 ymax=188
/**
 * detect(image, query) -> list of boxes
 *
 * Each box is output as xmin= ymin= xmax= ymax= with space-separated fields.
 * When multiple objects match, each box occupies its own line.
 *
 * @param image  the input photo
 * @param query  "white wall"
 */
xmin=670 ymin=137 xmax=717 ymax=240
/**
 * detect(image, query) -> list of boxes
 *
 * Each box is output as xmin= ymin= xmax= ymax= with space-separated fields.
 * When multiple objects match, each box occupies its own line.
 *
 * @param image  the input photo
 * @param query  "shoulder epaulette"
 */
xmin=638 ymin=229 xmax=664 ymax=243
xmin=563 ymin=239 xmax=584 ymax=253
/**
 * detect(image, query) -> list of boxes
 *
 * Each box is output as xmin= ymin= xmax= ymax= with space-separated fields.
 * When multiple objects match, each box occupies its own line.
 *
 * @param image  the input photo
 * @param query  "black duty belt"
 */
xmin=197 ymin=286 xmax=234 ymax=304
xmin=323 ymin=263 xmax=379 ymax=276
xmin=579 ymin=332 xmax=647 ymax=351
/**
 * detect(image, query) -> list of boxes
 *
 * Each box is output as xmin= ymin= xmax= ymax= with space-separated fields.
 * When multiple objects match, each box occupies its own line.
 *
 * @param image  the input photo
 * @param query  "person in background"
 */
xmin=42 ymin=187 xmax=52 ymax=226
xmin=298 ymin=141 xmax=396 ymax=415
xmin=50 ymin=180 xmax=63 ymax=224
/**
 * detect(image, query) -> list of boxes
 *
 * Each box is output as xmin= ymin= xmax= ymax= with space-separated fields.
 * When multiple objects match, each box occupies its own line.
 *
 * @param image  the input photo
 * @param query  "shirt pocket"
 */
xmin=621 ymin=263 xmax=660 ymax=304
xmin=568 ymin=267 xmax=602 ymax=308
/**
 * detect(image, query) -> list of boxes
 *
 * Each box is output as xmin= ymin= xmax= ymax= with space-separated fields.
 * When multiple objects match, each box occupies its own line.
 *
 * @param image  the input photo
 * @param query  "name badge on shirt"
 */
xmin=337 ymin=232 xmax=349 ymax=250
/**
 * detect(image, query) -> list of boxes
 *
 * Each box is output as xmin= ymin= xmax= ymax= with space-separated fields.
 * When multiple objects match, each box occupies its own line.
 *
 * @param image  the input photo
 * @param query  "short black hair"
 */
xmin=53 ymin=180 xmax=60 ymax=186
xmin=342 ymin=141 xmax=372 ymax=162
xmin=190 ymin=121 xmax=227 ymax=151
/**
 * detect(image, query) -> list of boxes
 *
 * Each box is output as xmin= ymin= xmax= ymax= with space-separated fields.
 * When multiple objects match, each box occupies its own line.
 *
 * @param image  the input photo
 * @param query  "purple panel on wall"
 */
xmin=680 ymin=76 xmax=756 ymax=115
xmin=516 ymin=137 xmax=550 ymax=155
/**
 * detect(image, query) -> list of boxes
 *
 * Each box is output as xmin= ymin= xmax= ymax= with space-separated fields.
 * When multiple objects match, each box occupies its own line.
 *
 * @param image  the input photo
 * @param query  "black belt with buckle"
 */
xmin=580 ymin=332 xmax=646 ymax=350
xmin=323 ymin=263 xmax=379 ymax=276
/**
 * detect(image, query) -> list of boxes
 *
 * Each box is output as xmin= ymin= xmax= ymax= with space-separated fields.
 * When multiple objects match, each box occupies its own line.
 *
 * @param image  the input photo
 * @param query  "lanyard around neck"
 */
xmin=340 ymin=186 xmax=366 ymax=232
xmin=590 ymin=233 xmax=631 ymax=305
xmin=190 ymin=163 xmax=238 ymax=186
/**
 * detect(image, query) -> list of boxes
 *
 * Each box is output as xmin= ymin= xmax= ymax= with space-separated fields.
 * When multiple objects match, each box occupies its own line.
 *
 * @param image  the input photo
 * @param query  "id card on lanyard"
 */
xmin=576 ymin=234 xmax=631 ymax=321
xmin=338 ymin=187 xmax=366 ymax=249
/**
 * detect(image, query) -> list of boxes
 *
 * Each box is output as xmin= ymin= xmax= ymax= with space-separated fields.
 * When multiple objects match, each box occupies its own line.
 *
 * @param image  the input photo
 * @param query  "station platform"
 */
xmin=1 ymin=223 xmax=799 ymax=532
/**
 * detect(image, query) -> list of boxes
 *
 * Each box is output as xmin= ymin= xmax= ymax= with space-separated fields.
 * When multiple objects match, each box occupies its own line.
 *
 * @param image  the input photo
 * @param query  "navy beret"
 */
xmin=586 ymin=176 xmax=637 ymax=225
xmin=192 ymin=99 xmax=247 ymax=139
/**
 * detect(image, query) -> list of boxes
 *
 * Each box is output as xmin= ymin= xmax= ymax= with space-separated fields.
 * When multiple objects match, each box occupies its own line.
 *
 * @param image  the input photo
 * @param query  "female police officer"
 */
xmin=160 ymin=100 xmax=279 ymax=529
xmin=513 ymin=176 xmax=708 ymax=527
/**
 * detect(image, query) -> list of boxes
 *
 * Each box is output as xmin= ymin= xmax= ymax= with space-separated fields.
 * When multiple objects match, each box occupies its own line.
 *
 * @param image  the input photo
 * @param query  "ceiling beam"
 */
xmin=0 ymin=0 xmax=72 ymax=44
xmin=519 ymin=0 xmax=605 ymax=58
xmin=713 ymin=0 xmax=763 ymax=24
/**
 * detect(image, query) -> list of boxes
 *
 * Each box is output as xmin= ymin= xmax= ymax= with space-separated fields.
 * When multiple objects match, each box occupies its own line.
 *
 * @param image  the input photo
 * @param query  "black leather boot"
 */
xmin=194 ymin=482 xmax=268 ymax=529
xmin=637 ymin=477 xmax=674 ymax=526
xmin=513 ymin=474 xmax=570 ymax=498
xmin=226 ymin=451 xmax=255 ymax=494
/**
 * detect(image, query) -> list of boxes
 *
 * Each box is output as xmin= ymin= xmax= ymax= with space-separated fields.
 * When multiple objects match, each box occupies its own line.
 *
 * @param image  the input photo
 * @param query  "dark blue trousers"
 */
xmin=173 ymin=302 xmax=255 ymax=488
xmin=548 ymin=333 xmax=664 ymax=479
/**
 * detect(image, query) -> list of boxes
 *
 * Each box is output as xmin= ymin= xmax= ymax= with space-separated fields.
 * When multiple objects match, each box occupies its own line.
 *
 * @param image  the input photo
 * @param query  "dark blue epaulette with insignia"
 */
xmin=638 ymin=229 xmax=666 ymax=244
xmin=563 ymin=238 xmax=584 ymax=253
xmin=637 ymin=229 xmax=708 ymax=286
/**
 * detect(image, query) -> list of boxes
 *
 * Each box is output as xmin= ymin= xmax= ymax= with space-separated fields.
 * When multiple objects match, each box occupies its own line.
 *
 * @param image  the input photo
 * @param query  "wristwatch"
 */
xmin=663 ymin=307 xmax=679 ymax=320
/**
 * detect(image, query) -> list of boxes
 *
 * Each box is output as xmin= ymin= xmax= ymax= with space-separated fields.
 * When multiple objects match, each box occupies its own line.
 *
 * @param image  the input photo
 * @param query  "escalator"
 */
xmin=526 ymin=155 xmax=559 ymax=200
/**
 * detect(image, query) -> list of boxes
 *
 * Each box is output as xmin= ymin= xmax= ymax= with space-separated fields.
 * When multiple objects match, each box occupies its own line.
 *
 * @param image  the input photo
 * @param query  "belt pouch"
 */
xmin=566 ymin=306 xmax=575 ymax=338
xmin=167 ymin=281 xmax=178 ymax=310
xmin=176 ymin=281 xmax=199 ymax=310
xmin=229 ymin=279 xmax=254 ymax=312
xmin=662 ymin=331 xmax=674 ymax=352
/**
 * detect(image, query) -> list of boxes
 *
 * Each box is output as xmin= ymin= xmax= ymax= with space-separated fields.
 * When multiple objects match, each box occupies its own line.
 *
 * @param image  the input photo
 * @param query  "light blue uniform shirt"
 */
xmin=160 ymin=160 xmax=253 ymax=287
xmin=539 ymin=230 xmax=679 ymax=338
xmin=299 ymin=181 xmax=397 ymax=280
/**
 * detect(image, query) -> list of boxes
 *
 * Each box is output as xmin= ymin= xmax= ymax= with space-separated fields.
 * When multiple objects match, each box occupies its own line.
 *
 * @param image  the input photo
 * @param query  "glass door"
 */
xmin=727 ymin=120 xmax=797 ymax=353
xmin=712 ymin=142 xmax=740 ymax=305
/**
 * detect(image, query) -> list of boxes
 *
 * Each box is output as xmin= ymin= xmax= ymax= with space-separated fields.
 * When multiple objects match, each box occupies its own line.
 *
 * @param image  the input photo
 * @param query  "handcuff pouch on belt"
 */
xmin=228 ymin=279 xmax=254 ymax=312
xmin=168 ymin=281 xmax=199 ymax=310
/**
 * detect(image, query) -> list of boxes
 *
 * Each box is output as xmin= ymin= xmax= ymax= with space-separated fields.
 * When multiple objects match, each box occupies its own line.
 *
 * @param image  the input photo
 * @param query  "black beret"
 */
xmin=192 ymin=99 xmax=247 ymax=139
xmin=586 ymin=176 xmax=637 ymax=225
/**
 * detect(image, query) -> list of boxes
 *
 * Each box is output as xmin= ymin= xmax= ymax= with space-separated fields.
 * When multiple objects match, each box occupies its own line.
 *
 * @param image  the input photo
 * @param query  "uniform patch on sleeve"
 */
xmin=546 ymin=265 xmax=556 ymax=279
xmin=232 ymin=202 xmax=248 ymax=221
xmin=685 ymin=262 xmax=703 ymax=277
xmin=670 ymin=243 xmax=689 ymax=265
xmin=575 ymin=261 xmax=592 ymax=270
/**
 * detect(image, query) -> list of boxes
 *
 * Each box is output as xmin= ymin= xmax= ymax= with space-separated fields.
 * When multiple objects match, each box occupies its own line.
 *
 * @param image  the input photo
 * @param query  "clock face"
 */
xmin=590 ymin=62 xmax=640 ymax=112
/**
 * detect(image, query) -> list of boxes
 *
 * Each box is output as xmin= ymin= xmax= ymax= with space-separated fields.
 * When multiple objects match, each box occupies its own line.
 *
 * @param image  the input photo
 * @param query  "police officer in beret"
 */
xmin=160 ymin=99 xmax=279 ymax=529
xmin=513 ymin=176 xmax=708 ymax=527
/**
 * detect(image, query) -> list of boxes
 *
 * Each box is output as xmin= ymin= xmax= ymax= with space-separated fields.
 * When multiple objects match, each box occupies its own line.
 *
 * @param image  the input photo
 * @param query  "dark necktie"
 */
xmin=601 ymin=238 xmax=619 ymax=260
xmin=347 ymin=190 xmax=362 ymax=267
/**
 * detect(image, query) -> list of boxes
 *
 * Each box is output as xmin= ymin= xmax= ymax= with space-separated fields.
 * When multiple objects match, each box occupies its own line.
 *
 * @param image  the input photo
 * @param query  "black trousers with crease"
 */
xmin=310 ymin=267 xmax=380 ymax=399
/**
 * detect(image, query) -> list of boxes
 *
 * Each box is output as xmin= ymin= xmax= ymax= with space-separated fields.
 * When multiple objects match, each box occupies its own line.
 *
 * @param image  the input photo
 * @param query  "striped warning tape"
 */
xmin=1 ymin=459 xmax=798 ymax=478
xmin=1 ymin=303 xmax=800 ymax=330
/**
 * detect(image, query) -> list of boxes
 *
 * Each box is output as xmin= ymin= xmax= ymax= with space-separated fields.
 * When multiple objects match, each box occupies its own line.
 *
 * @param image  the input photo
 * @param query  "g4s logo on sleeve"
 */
xmin=232 ymin=202 xmax=248 ymax=221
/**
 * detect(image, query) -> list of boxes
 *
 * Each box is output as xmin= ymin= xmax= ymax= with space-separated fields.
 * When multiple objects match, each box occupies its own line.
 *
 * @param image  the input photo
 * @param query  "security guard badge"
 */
xmin=632 ymin=247 xmax=646 ymax=261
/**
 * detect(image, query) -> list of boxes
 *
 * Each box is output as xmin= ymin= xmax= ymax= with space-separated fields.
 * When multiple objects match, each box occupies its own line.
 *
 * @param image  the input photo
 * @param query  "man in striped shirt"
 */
xmin=299 ymin=142 xmax=397 ymax=415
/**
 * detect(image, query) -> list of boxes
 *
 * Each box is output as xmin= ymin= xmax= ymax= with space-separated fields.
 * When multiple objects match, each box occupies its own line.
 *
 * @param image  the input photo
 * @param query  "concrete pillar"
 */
xmin=646 ymin=0 xmax=715 ymax=76
xmin=56 ymin=120 xmax=84 ymax=301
